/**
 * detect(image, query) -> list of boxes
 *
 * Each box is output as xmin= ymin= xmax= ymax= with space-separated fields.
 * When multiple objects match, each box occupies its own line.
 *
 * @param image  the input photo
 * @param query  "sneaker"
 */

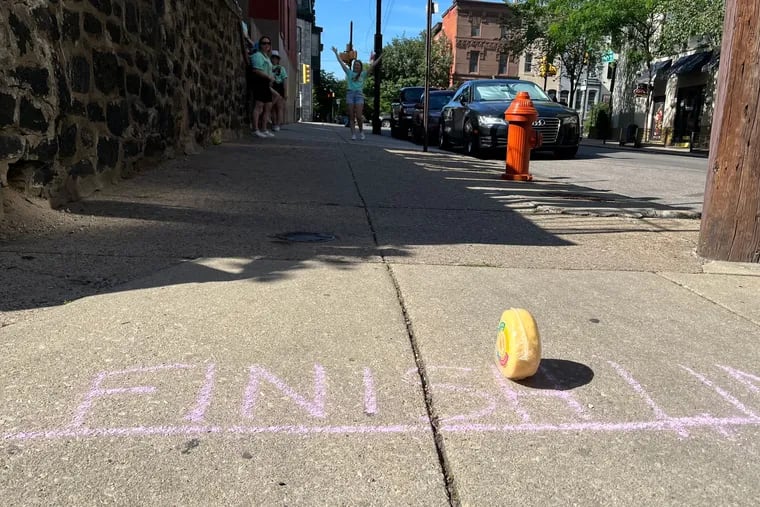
xmin=264 ymin=130 xmax=275 ymax=137
xmin=360 ymin=132 xmax=365 ymax=140
xmin=254 ymin=130 xmax=268 ymax=138
xmin=351 ymin=134 xmax=357 ymax=140
xmin=272 ymin=125 xmax=281 ymax=132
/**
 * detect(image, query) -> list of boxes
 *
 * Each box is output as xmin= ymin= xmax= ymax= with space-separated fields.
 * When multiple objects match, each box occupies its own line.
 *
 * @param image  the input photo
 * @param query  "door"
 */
xmin=673 ymin=86 xmax=704 ymax=142
xmin=451 ymin=83 xmax=472 ymax=143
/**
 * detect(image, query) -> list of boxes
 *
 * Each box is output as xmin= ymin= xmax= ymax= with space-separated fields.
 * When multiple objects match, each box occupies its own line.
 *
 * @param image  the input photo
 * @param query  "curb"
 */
xmin=581 ymin=140 xmax=709 ymax=159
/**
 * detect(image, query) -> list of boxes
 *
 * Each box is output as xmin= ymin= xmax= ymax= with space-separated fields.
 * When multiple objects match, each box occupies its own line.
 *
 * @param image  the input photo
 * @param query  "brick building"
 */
xmin=436 ymin=0 xmax=562 ymax=94
xmin=245 ymin=0 xmax=322 ymax=122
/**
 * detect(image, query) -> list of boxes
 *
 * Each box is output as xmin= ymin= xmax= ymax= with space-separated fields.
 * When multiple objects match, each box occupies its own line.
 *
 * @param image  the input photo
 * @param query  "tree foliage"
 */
xmin=502 ymin=0 xmax=610 ymax=107
xmin=659 ymin=0 xmax=725 ymax=51
xmin=313 ymin=70 xmax=346 ymax=121
xmin=375 ymin=32 xmax=453 ymax=113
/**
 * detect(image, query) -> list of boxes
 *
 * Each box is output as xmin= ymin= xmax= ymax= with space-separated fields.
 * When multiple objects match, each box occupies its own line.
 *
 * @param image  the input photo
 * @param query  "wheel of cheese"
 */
xmin=494 ymin=308 xmax=541 ymax=380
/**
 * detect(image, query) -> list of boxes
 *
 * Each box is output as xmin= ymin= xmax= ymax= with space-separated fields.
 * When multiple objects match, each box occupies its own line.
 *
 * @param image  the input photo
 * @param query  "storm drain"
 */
xmin=270 ymin=232 xmax=336 ymax=243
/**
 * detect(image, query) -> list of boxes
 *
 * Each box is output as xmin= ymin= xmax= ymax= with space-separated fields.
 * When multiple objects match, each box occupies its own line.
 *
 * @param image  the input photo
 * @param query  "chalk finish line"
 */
xmin=3 ymin=361 xmax=759 ymax=443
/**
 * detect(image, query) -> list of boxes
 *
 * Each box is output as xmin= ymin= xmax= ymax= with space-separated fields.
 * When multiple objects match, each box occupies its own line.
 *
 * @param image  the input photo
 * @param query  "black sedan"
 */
xmin=438 ymin=79 xmax=580 ymax=158
xmin=411 ymin=90 xmax=456 ymax=144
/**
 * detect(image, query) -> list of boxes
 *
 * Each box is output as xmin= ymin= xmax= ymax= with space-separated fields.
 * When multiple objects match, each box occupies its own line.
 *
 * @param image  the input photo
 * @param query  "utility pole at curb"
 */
xmin=698 ymin=0 xmax=760 ymax=262
xmin=372 ymin=0 xmax=383 ymax=135
xmin=423 ymin=0 xmax=432 ymax=152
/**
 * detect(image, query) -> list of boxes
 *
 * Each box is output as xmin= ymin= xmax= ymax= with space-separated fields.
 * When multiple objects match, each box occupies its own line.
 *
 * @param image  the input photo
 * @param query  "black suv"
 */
xmin=390 ymin=87 xmax=426 ymax=139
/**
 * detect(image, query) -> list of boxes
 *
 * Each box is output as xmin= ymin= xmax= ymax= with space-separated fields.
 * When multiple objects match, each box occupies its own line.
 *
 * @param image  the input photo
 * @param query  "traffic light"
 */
xmin=301 ymin=64 xmax=309 ymax=84
xmin=539 ymin=57 xmax=558 ymax=77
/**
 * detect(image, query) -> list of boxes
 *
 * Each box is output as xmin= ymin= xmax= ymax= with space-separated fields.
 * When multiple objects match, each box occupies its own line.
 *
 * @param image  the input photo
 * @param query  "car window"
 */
xmin=402 ymin=88 xmax=423 ymax=102
xmin=473 ymin=82 xmax=551 ymax=102
xmin=429 ymin=94 xmax=453 ymax=109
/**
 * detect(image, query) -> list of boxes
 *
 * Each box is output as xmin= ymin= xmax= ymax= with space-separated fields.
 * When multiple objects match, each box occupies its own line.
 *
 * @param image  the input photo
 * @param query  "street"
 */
xmin=1 ymin=123 xmax=758 ymax=506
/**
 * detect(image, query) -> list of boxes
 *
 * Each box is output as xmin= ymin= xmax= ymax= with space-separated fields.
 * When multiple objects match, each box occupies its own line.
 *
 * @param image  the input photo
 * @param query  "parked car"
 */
xmin=438 ymin=79 xmax=581 ymax=158
xmin=390 ymin=86 xmax=425 ymax=139
xmin=411 ymin=90 xmax=456 ymax=144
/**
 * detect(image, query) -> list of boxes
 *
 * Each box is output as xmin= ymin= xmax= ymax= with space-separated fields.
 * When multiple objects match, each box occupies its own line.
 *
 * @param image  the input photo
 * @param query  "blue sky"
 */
xmin=317 ymin=0 xmax=454 ymax=77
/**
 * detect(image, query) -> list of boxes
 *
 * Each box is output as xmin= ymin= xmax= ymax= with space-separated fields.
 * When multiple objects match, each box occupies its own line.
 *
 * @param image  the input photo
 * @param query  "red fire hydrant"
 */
xmin=502 ymin=91 xmax=542 ymax=181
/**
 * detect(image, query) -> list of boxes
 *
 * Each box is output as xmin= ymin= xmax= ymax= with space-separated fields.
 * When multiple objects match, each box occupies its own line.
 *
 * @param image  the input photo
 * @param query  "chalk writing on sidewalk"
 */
xmin=2 ymin=361 xmax=759 ymax=443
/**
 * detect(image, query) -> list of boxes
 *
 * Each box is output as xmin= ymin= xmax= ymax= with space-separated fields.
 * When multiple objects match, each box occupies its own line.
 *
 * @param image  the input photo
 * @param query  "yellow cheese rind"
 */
xmin=494 ymin=308 xmax=541 ymax=380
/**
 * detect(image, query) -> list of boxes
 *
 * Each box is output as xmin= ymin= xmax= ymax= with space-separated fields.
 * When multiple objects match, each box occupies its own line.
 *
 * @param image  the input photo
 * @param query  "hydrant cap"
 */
xmin=504 ymin=91 xmax=538 ymax=123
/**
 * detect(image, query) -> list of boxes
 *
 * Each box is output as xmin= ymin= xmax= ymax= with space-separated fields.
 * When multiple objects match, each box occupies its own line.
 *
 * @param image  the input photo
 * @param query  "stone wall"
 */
xmin=0 ymin=0 xmax=248 ymax=213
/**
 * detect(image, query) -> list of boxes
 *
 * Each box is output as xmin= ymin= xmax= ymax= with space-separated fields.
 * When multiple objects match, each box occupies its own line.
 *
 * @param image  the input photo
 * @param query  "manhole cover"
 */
xmin=271 ymin=232 xmax=336 ymax=243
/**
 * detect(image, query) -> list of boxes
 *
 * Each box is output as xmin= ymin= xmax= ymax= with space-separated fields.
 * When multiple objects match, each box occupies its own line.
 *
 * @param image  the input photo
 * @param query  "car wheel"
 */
xmin=554 ymin=146 xmax=579 ymax=159
xmin=381 ymin=119 xmax=390 ymax=128
xmin=438 ymin=121 xmax=451 ymax=149
xmin=463 ymin=120 xmax=480 ymax=157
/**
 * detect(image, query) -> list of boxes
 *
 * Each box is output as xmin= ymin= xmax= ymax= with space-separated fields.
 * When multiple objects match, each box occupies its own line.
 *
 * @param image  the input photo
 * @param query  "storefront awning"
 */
xmin=668 ymin=51 xmax=713 ymax=76
xmin=636 ymin=59 xmax=671 ymax=82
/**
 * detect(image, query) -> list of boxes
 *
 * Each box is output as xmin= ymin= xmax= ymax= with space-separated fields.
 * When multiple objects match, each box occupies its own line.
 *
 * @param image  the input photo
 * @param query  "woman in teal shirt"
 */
xmin=331 ymin=46 xmax=382 ymax=140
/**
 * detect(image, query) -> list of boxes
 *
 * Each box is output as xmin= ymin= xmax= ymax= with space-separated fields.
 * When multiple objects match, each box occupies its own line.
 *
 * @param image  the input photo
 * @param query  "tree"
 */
xmin=313 ymin=70 xmax=345 ymax=121
xmin=374 ymin=33 xmax=452 ymax=113
xmin=659 ymin=0 xmax=725 ymax=52
xmin=501 ymin=0 xmax=609 ymax=108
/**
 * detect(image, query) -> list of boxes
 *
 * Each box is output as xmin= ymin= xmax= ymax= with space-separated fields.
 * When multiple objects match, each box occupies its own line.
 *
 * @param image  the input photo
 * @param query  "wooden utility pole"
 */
xmin=698 ymin=0 xmax=760 ymax=262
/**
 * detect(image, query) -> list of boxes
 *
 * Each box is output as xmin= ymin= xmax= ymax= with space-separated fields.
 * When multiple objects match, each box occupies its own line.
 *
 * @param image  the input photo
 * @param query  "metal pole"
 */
xmin=423 ymin=0 xmax=432 ymax=151
xmin=605 ymin=61 xmax=617 ymax=144
xmin=372 ymin=0 xmax=383 ymax=135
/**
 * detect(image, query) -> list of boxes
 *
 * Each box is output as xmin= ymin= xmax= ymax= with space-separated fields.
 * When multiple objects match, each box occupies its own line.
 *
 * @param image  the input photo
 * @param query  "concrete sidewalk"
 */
xmin=1 ymin=123 xmax=758 ymax=505
xmin=581 ymin=137 xmax=710 ymax=158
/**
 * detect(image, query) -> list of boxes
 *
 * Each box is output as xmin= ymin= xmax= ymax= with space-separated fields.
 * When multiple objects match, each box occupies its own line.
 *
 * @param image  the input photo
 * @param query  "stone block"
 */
xmin=9 ymin=13 xmax=33 ymax=55
xmin=19 ymin=98 xmax=47 ymax=132
xmin=125 ymin=1 xmax=139 ymax=33
xmin=107 ymin=21 xmax=121 ymax=43
xmin=126 ymin=73 xmax=141 ymax=95
xmin=56 ymin=64 xmax=72 ymax=111
xmin=140 ymin=82 xmax=156 ymax=107
xmin=83 ymin=13 xmax=103 ymax=35
xmin=80 ymin=126 xmax=95 ymax=148
xmin=97 ymin=136 xmax=120 ymax=170
xmin=106 ymin=100 xmax=129 ymax=136
xmin=135 ymin=51 xmax=149 ymax=72
xmin=123 ymin=139 xmax=141 ymax=157
xmin=0 ymin=136 xmax=24 ymax=160
xmin=69 ymin=159 xmax=95 ymax=177
xmin=70 ymin=56 xmax=90 ymax=93
xmin=33 ymin=7 xmax=60 ymax=41
xmin=93 ymin=51 xmax=123 ymax=94
xmin=62 ymin=10 xmax=80 ymax=42
xmin=30 ymin=139 xmax=59 ymax=161
xmin=0 ymin=93 xmax=15 ymax=126
xmin=87 ymin=102 xmax=104 ymax=121
xmin=58 ymin=124 xmax=78 ymax=158
xmin=89 ymin=0 xmax=113 ymax=16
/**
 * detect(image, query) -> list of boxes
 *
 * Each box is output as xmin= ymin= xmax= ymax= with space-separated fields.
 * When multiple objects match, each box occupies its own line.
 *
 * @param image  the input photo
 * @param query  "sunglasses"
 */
xmin=260 ymin=41 xmax=271 ymax=45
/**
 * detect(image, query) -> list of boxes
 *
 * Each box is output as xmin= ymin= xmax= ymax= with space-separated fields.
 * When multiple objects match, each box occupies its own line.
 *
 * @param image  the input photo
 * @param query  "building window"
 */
xmin=469 ymin=51 xmax=479 ymax=73
xmin=500 ymin=25 xmax=509 ymax=39
xmin=498 ymin=53 xmax=507 ymax=75
xmin=575 ymin=91 xmax=583 ymax=110
xmin=471 ymin=16 xmax=481 ymax=37
xmin=524 ymin=53 xmax=533 ymax=73
xmin=587 ymin=90 xmax=597 ymax=110
xmin=560 ymin=90 xmax=569 ymax=105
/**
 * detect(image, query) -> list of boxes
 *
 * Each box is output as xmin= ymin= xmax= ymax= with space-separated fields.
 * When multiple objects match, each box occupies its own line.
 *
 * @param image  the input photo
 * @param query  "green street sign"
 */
xmin=602 ymin=51 xmax=617 ymax=63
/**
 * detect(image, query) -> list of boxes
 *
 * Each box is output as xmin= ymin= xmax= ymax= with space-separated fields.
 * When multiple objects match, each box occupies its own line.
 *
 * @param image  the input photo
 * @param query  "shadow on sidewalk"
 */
xmin=0 ymin=123 xmax=700 ymax=312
